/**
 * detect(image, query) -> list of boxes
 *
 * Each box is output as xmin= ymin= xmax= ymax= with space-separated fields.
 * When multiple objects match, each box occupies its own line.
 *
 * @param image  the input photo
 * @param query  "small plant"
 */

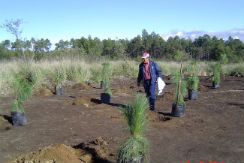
xmin=185 ymin=61 xmax=199 ymax=100
xmin=171 ymin=66 xmax=187 ymax=105
xmin=171 ymin=64 xmax=187 ymax=117
xmin=53 ymin=67 xmax=66 ymax=88
xmin=11 ymin=80 xmax=32 ymax=111
xmin=53 ymin=67 xmax=66 ymax=95
xmin=186 ymin=61 xmax=199 ymax=91
xmin=10 ymin=74 xmax=32 ymax=126
xmin=101 ymin=62 xmax=112 ymax=103
xmin=118 ymin=93 xmax=149 ymax=163
xmin=101 ymin=62 xmax=110 ymax=89
xmin=210 ymin=63 xmax=221 ymax=87
xmin=104 ymin=87 xmax=112 ymax=96
xmin=186 ymin=76 xmax=199 ymax=90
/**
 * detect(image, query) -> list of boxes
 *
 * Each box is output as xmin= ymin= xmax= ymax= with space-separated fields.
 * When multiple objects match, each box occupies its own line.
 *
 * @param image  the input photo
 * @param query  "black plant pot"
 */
xmin=55 ymin=86 xmax=63 ymax=95
xmin=100 ymin=81 xmax=105 ymax=89
xmin=212 ymin=82 xmax=220 ymax=88
xmin=188 ymin=89 xmax=198 ymax=100
xmin=171 ymin=104 xmax=185 ymax=117
xmin=11 ymin=110 xmax=27 ymax=126
xmin=101 ymin=93 xmax=110 ymax=104
xmin=129 ymin=156 xmax=144 ymax=163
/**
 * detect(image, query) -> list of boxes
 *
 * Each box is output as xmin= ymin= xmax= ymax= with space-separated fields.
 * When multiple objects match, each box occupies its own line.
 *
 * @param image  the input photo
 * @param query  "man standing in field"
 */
xmin=137 ymin=52 xmax=163 ymax=111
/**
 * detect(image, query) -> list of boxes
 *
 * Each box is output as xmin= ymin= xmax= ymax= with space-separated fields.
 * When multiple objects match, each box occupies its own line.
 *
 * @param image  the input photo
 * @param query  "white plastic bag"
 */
xmin=157 ymin=77 xmax=166 ymax=95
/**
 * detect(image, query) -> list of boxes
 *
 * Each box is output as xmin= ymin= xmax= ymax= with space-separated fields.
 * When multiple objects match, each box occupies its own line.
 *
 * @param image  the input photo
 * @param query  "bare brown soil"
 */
xmin=0 ymin=76 xmax=243 ymax=163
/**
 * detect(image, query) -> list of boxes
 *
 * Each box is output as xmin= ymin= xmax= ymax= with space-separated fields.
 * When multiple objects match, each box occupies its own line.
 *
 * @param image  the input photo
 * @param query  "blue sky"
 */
xmin=0 ymin=0 xmax=243 ymax=43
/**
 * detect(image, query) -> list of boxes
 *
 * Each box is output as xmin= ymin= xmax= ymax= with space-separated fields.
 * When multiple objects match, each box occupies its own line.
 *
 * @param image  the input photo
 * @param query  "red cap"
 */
xmin=142 ymin=52 xmax=150 ymax=58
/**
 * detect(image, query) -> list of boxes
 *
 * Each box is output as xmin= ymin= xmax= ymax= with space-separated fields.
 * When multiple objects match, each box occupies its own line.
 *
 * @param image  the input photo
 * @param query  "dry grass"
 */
xmin=0 ymin=58 xmax=243 ymax=95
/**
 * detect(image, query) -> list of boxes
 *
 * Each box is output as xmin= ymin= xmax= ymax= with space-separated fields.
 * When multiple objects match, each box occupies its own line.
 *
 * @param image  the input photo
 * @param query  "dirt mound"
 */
xmin=92 ymin=137 xmax=108 ymax=146
xmin=65 ymin=96 xmax=99 ymax=107
xmin=81 ymin=137 xmax=114 ymax=161
xmin=112 ymin=86 xmax=135 ymax=94
xmin=12 ymin=137 xmax=115 ymax=163
xmin=72 ymin=83 xmax=92 ymax=90
xmin=146 ymin=111 xmax=171 ymax=122
xmin=13 ymin=144 xmax=91 ymax=163
xmin=0 ymin=116 xmax=12 ymax=131
xmin=34 ymin=88 xmax=54 ymax=97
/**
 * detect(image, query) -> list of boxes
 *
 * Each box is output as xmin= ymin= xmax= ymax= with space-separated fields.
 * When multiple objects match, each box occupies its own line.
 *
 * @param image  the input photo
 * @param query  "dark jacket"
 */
xmin=137 ymin=60 xmax=163 ymax=85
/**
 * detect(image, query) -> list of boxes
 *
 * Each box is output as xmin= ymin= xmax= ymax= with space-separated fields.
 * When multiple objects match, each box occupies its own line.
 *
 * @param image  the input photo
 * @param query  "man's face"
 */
xmin=143 ymin=58 xmax=149 ymax=64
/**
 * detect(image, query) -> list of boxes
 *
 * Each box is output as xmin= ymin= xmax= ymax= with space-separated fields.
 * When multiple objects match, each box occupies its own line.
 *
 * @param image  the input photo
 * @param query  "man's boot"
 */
xmin=149 ymin=99 xmax=155 ymax=111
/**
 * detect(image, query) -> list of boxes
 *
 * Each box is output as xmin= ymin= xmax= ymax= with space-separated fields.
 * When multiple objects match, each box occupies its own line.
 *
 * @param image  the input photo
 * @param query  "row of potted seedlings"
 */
xmin=10 ymin=67 xmax=67 ymax=126
xmin=171 ymin=62 xmax=221 ymax=117
xmin=9 ymin=61 xmax=222 ymax=124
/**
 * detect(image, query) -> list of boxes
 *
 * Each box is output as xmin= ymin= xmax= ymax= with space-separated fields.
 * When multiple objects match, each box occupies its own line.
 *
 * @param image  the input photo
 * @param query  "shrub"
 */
xmin=227 ymin=66 xmax=244 ymax=77
xmin=210 ymin=63 xmax=221 ymax=83
xmin=186 ymin=61 xmax=199 ymax=90
xmin=118 ymin=93 xmax=149 ymax=163
xmin=186 ymin=76 xmax=199 ymax=90
xmin=53 ymin=66 xmax=66 ymax=87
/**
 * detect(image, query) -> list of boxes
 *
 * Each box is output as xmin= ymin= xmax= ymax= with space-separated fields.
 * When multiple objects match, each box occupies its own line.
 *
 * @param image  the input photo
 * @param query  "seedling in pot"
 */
xmin=101 ymin=62 xmax=110 ymax=89
xmin=53 ymin=67 xmax=66 ymax=95
xmin=210 ymin=63 xmax=221 ymax=88
xmin=171 ymin=63 xmax=187 ymax=117
xmin=118 ymin=93 xmax=149 ymax=163
xmin=186 ymin=61 xmax=199 ymax=100
xmin=10 ymin=79 xmax=32 ymax=126
xmin=100 ymin=62 xmax=112 ymax=103
xmin=101 ymin=87 xmax=112 ymax=104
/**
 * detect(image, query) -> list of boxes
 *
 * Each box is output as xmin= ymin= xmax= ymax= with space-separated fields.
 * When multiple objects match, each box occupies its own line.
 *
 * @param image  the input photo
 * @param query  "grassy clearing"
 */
xmin=0 ymin=58 xmax=243 ymax=95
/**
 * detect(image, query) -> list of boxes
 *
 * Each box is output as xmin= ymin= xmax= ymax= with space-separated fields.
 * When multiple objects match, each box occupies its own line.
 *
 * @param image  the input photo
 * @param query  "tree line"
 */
xmin=1 ymin=28 xmax=243 ymax=62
